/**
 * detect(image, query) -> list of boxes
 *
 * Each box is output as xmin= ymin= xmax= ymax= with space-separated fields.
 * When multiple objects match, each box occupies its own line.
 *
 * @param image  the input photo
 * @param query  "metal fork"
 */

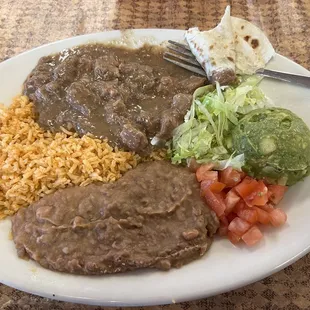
xmin=163 ymin=40 xmax=207 ymax=77
xmin=164 ymin=40 xmax=310 ymax=88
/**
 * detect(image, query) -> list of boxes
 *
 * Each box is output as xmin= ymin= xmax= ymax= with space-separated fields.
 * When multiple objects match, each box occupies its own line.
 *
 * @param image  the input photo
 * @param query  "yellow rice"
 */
xmin=0 ymin=96 xmax=165 ymax=219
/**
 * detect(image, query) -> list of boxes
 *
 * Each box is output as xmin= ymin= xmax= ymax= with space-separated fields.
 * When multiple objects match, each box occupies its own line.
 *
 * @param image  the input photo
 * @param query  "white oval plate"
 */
xmin=0 ymin=29 xmax=310 ymax=307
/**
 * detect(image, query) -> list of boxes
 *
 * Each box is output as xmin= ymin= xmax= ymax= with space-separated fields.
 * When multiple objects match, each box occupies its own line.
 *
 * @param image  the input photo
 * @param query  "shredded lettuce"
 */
xmin=169 ymin=75 xmax=269 ymax=169
xmin=213 ymin=153 xmax=245 ymax=171
xmin=171 ymin=120 xmax=214 ymax=163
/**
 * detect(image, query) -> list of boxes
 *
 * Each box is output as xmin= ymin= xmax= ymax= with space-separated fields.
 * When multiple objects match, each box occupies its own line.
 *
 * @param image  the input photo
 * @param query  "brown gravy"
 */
xmin=23 ymin=44 xmax=206 ymax=153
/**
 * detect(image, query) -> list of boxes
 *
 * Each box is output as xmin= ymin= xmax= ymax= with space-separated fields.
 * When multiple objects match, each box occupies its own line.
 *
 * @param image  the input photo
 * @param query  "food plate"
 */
xmin=0 ymin=29 xmax=310 ymax=306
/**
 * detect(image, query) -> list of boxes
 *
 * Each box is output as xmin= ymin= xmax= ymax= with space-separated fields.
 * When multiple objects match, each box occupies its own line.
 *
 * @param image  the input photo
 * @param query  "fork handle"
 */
xmin=257 ymin=69 xmax=310 ymax=88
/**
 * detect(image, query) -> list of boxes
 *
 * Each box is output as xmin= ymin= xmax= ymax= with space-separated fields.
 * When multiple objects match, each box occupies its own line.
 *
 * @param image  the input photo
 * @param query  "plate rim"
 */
xmin=0 ymin=28 xmax=310 ymax=307
xmin=2 ymin=28 xmax=309 ymax=74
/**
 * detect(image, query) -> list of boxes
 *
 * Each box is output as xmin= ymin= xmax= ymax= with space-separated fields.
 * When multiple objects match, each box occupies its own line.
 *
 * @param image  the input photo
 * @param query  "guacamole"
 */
xmin=232 ymin=108 xmax=310 ymax=185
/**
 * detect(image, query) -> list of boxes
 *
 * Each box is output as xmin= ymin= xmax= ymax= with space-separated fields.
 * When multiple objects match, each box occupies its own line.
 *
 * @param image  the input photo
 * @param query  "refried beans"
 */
xmin=12 ymin=161 xmax=219 ymax=275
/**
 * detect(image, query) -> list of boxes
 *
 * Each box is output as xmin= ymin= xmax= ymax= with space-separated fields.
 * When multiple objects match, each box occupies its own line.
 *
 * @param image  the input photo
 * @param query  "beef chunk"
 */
xmin=135 ymin=110 xmax=160 ymax=135
xmin=77 ymin=55 xmax=94 ymax=76
xmin=119 ymin=63 xmax=155 ymax=90
xmin=171 ymin=93 xmax=192 ymax=114
xmin=157 ymin=76 xmax=177 ymax=94
xmin=179 ymin=75 xmax=206 ymax=93
xmin=104 ymin=99 xmax=127 ymax=124
xmin=155 ymin=109 xmax=184 ymax=141
xmin=154 ymin=94 xmax=192 ymax=142
xmin=92 ymin=80 xmax=120 ymax=99
xmin=120 ymin=123 xmax=149 ymax=152
xmin=33 ymin=87 xmax=51 ymax=103
xmin=66 ymin=82 xmax=99 ymax=116
xmin=53 ymin=56 xmax=79 ymax=83
xmin=211 ymin=68 xmax=236 ymax=85
xmin=94 ymin=56 xmax=120 ymax=80
xmin=24 ymin=72 xmax=52 ymax=97
xmin=45 ymin=81 xmax=62 ymax=95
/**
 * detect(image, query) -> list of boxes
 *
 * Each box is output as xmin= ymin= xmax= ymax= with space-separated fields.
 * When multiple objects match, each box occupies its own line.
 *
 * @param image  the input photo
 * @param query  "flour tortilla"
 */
xmin=185 ymin=6 xmax=236 ymax=85
xmin=185 ymin=6 xmax=275 ymax=83
xmin=232 ymin=16 xmax=275 ymax=74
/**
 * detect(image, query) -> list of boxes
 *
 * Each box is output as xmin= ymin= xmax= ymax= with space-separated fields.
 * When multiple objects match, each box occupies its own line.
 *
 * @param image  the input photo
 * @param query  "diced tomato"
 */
xmin=226 ymin=212 xmax=237 ymax=223
xmin=227 ymin=231 xmax=241 ymax=244
xmin=219 ymin=167 xmax=232 ymax=184
xmin=218 ymin=190 xmax=227 ymax=199
xmin=242 ymin=225 xmax=263 ymax=246
xmin=237 ymin=208 xmax=258 ymax=224
xmin=209 ymin=181 xmax=226 ymax=193
xmin=239 ymin=171 xmax=246 ymax=180
xmin=200 ymin=180 xmax=225 ymax=196
xmin=268 ymin=185 xmax=288 ymax=205
xmin=228 ymin=217 xmax=252 ymax=236
xmin=260 ymin=203 xmax=274 ymax=213
xmin=203 ymin=187 xmax=226 ymax=217
xmin=219 ymin=215 xmax=229 ymax=225
xmin=218 ymin=215 xmax=229 ymax=235
xmin=225 ymin=189 xmax=240 ymax=214
xmin=220 ymin=167 xmax=243 ymax=187
xmin=215 ymin=192 xmax=226 ymax=208
xmin=218 ymin=224 xmax=228 ymax=236
xmin=200 ymin=179 xmax=215 ymax=196
xmin=254 ymin=207 xmax=271 ymax=225
xmin=234 ymin=200 xmax=246 ymax=213
xmin=238 ymin=180 xmax=268 ymax=207
xmin=218 ymin=217 xmax=228 ymax=236
xmin=208 ymin=169 xmax=289 ymax=247
xmin=267 ymin=190 xmax=273 ymax=200
xmin=196 ymin=164 xmax=216 ymax=182
xmin=242 ymin=180 xmax=268 ymax=207
xmin=252 ymin=181 xmax=269 ymax=206
xmin=269 ymin=208 xmax=287 ymax=227
xmin=234 ymin=176 xmax=259 ymax=199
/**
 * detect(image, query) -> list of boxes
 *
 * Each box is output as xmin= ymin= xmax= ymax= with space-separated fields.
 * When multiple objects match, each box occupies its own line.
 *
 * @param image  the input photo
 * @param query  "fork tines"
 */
xmin=164 ymin=40 xmax=206 ymax=77
xmin=167 ymin=40 xmax=191 ymax=51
